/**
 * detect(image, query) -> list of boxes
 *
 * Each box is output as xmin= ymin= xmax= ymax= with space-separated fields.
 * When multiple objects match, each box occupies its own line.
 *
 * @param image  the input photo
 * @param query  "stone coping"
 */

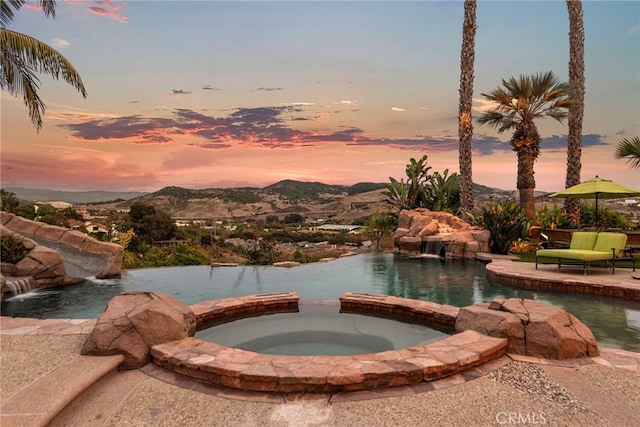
xmin=151 ymin=292 xmax=507 ymax=393
xmin=486 ymin=258 xmax=640 ymax=300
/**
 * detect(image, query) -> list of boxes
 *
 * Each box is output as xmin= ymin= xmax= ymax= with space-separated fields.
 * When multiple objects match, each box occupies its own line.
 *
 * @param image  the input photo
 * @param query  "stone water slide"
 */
xmin=1 ymin=212 xmax=123 ymax=298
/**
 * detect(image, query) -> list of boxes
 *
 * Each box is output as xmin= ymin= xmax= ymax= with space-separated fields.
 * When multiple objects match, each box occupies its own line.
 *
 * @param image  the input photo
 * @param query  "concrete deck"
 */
xmin=2 ymin=257 xmax=640 ymax=426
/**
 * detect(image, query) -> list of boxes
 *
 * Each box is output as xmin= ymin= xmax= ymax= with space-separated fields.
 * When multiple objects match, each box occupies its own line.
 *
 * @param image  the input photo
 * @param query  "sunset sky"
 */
xmin=1 ymin=0 xmax=639 ymax=193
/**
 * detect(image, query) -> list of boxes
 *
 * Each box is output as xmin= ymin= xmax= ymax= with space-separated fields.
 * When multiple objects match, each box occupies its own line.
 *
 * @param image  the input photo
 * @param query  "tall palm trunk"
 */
xmin=512 ymin=123 xmax=541 ymax=218
xmin=458 ymin=0 xmax=476 ymax=220
xmin=565 ymin=0 xmax=585 ymax=223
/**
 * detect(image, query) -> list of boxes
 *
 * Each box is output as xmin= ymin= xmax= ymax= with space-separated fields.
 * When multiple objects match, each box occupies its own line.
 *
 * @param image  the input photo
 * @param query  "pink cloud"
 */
xmin=81 ymin=0 xmax=128 ymax=23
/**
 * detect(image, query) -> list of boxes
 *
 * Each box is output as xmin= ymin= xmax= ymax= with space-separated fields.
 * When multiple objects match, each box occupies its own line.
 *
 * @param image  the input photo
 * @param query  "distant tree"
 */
xmin=36 ymin=204 xmax=66 ymax=226
xmin=364 ymin=212 xmax=393 ymax=252
xmin=283 ymin=213 xmax=304 ymax=224
xmin=127 ymin=202 xmax=177 ymax=245
xmin=0 ymin=189 xmax=19 ymax=212
xmin=1 ymin=0 xmax=87 ymax=130
xmin=614 ymin=137 xmax=640 ymax=170
xmin=266 ymin=215 xmax=280 ymax=224
xmin=477 ymin=71 xmax=574 ymax=218
xmin=13 ymin=202 xmax=36 ymax=219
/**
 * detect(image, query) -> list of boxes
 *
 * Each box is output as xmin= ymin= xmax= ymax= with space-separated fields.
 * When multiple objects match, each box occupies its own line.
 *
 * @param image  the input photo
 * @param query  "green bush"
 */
xmin=578 ymin=203 xmax=630 ymax=229
xmin=471 ymin=200 xmax=528 ymax=254
xmin=169 ymin=243 xmax=211 ymax=265
xmin=536 ymin=203 xmax=631 ymax=230
xmin=0 ymin=235 xmax=29 ymax=264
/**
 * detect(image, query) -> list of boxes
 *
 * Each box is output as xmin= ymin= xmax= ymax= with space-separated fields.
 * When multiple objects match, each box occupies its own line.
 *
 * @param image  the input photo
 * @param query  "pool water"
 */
xmin=194 ymin=303 xmax=451 ymax=356
xmin=3 ymin=253 xmax=640 ymax=351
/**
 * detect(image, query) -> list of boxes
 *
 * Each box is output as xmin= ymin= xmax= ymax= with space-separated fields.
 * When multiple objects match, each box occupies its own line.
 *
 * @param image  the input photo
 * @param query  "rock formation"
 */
xmin=0 ymin=225 xmax=81 ymax=299
xmin=0 ymin=212 xmax=123 ymax=299
xmin=455 ymin=298 xmax=599 ymax=359
xmin=393 ymin=209 xmax=489 ymax=259
xmin=81 ymin=292 xmax=197 ymax=369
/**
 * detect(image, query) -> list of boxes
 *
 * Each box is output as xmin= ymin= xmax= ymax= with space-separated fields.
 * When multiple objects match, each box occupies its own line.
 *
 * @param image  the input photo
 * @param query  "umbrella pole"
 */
xmin=595 ymin=195 xmax=599 ymax=229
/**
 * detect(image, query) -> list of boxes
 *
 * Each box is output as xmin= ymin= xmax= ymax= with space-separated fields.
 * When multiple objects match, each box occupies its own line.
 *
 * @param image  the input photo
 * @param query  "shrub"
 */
xmin=470 ymin=200 xmax=528 ymax=255
xmin=169 ymin=243 xmax=211 ymax=265
xmin=0 ymin=235 xmax=29 ymax=264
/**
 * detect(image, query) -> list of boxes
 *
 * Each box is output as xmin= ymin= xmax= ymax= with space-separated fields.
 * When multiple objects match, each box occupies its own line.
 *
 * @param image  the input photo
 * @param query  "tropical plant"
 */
xmin=469 ymin=199 xmax=528 ymax=255
xmin=477 ymin=71 xmax=574 ymax=218
xmin=383 ymin=155 xmax=432 ymax=212
xmin=536 ymin=205 xmax=575 ymax=229
xmin=423 ymin=169 xmax=461 ymax=214
xmin=564 ymin=0 xmax=585 ymax=222
xmin=405 ymin=155 xmax=432 ymax=209
xmin=614 ymin=136 xmax=640 ymax=170
xmin=382 ymin=177 xmax=410 ymax=212
xmin=509 ymin=238 xmax=543 ymax=253
xmin=458 ymin=0 xmax=476 ymax=219
xmin=0 ymin=0 xmax=87 ymax=130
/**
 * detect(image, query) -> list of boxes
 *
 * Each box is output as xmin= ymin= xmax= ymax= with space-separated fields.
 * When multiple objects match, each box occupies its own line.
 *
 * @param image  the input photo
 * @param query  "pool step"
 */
xmin=0 ymin=354 xmax=124 ymax=427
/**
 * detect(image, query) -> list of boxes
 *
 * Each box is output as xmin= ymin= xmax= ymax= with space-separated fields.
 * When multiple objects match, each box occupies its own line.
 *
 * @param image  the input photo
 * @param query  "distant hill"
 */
xmin=7 ymin=180 xmax=533 ymax=223
xmin=4 ymin=187 xmax=148 ymax=204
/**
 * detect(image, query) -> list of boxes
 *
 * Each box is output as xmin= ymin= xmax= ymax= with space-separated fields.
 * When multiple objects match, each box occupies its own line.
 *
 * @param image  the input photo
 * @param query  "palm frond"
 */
xmin=1 ymin=27 xmax=85 ymax=130
xmin=1 ymin=29 xmax=86 ymax=95
xmin=615 ymin=137 xmax=640 ymax=170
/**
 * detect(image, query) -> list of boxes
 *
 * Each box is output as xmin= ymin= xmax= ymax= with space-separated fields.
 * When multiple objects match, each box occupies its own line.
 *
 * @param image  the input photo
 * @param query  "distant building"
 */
xmin=316 ymin=224 xmax=361 ymax=232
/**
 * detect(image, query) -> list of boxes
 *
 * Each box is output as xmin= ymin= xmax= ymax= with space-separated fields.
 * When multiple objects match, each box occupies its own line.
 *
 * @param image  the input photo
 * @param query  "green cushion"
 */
xmin=592 ymin=232 xmax=627 ymax=257
xmin=569 ymin=232 xmax=598 ymax=250
xmin=536 ymin=249 xmax=613 ymax=261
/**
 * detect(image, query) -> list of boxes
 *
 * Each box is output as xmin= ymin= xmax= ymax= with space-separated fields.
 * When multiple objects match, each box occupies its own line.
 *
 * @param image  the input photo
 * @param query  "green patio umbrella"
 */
xmin=550 ymin=176 xmax=640 ymax=228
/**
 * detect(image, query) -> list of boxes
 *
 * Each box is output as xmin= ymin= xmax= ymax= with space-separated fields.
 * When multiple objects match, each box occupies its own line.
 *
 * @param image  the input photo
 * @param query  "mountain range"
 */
xmin=6 ymin=180 xmax=521 ymax=222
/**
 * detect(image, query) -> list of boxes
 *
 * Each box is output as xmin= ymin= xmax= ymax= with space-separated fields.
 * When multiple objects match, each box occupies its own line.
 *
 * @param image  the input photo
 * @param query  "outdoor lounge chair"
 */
xmin=535 ymin=231 xmax=628 ymax=275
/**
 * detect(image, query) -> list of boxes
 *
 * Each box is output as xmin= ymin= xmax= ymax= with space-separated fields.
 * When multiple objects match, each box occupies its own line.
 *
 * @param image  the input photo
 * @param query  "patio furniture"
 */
xmin=535 ymin=232 xmax=631 ymax=275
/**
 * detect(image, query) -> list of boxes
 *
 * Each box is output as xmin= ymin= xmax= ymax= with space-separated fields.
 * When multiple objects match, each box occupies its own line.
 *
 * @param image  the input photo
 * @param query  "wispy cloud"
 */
xmin=51 ymin=38 xmax=70 ymax=49
xmin=58 ymin=106 xmax=610 ymax=156
xmin=391 ymin=107 xmax=406 ymax=112
xmin=254 ymin=87 xmax=284 ymax=92
xmin=202 ymin=85 xmax=221 ymax=91
xmin=279 ymin=102 xmax=314 ymax=106
xmin=83 ymin=0 xmax=128 ymax=23
xmin=168 ymin=89 xmax=195 ymax=97
xmin=628 ymin=24 xmax=640 ymax=35
xmin=472 ymin=98 xmax=497 ymax=114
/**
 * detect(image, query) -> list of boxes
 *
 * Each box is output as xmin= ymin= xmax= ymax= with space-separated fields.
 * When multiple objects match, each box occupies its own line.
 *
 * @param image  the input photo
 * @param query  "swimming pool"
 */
xmin=3 ymin=253 xmax=640 ymax=351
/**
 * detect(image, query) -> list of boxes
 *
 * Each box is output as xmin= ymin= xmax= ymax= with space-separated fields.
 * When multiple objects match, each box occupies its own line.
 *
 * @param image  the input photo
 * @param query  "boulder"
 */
xmin=455 ymin=298 xmax=599 ymax=360
xmin=393 ymin=209 xmax=488 ymax=259
xmin=81 ymin=292 xmax=197 ymax=369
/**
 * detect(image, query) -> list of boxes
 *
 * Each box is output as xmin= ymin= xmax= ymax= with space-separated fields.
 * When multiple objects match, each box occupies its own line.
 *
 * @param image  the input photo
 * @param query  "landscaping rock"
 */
xmin=81 ymin=292 xmax=197 ymax=369
xmin=455 ymin=298 xmax=599 ymax=359
xmin=393 ymin=209 xmax=489 ymax=259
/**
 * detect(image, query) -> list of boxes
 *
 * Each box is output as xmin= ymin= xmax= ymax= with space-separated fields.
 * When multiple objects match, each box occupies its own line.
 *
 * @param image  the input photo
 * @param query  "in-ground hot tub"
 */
xmin=194 ymin=300 xmax=451 ymax=356
xmin=151 ymin=292 xmax=508 ymax=394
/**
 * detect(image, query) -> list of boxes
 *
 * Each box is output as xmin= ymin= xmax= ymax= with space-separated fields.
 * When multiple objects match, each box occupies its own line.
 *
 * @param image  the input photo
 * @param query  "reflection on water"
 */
xmin=2 ymin=253 xmax=640 ymax=351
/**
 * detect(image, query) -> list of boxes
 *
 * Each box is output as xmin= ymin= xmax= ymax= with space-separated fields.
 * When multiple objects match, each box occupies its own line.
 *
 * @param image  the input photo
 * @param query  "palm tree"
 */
xmin=0 ymin=0 xmax=86 ymax=131
xmin=614 ymin=137 xmax=640 ymax=170
xmin=458 ymin=0 xmax=476 ymax=220
xmin=477 ymin=71 xmax=574 ymax=218
xmin=564 ymin=0 xmax=585 ymax=222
